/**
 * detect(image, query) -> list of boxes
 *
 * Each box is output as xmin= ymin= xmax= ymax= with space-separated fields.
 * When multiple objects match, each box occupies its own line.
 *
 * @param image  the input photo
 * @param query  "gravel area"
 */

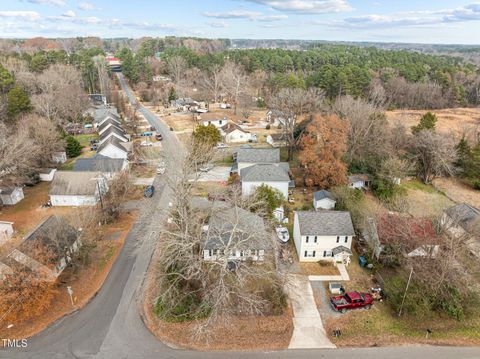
xmin=310 ymin=280 xmax=342 ymax=324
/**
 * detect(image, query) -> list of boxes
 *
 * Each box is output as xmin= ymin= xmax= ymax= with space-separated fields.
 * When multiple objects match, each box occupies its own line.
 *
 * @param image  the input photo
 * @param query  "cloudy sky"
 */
xmin=1 ymin=0 xmax=480 ymax=44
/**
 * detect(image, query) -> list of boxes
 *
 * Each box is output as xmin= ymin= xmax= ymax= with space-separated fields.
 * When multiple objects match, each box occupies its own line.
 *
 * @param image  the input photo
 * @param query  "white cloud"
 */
xmin=78 ymin=2 xmax=96 ymax=11
xmin=203 ymin=10 xmax=287 ymax=22
xmin=0 ymin=11 xmax=41 ymax=21
xmin=62 ymin=10 xmax=77 ymax=18
xmin=26 ymin=0 xmax=66 ymax=6
xmin=208 ymin=21 xmax=229 ymax=28
xmin=246 ymin=0 xmax=352 ymax=14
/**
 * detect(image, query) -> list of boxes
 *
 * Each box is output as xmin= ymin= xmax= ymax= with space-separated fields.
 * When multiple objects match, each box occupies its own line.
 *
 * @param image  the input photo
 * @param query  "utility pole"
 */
xmin=398 ymin=267 xmax=414 ymax=317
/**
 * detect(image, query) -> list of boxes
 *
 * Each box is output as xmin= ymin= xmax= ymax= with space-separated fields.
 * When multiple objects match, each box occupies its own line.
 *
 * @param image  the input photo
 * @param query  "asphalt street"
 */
xmin=1 ymin=73 xmax=478 ymax=359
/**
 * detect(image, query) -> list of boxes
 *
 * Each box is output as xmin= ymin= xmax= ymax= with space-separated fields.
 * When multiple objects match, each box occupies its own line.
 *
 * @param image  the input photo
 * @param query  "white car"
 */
xmin=276 ymin=227 xmax=290 ymax=243
xmin=140 ymin=141 xmax=153 ymax=147
xmin=216 ymin=143 xmax=229 ymax=149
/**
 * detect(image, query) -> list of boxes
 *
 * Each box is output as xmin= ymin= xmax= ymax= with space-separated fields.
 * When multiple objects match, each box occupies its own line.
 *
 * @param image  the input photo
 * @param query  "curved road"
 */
xmin=1 ymin=73 xmax=478 ymax=359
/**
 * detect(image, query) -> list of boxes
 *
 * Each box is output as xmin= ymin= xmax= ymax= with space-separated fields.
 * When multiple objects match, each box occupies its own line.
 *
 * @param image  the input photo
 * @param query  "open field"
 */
xmin=433 ymin=177 xmax=480 ymax=208
xmin=386 ymin=107 xmax=480 ymax=141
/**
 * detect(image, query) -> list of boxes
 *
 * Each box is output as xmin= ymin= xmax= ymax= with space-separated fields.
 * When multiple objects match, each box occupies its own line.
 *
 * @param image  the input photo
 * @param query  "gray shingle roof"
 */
xmin=236 ymin=148 xmax=280 ymax=164
xmin=205 ymin=206 xmax=270 ymax=250
xmin=93 ymin=107 xmax=119 ymax=123
xmin=74 ymin=155 xmax=126 ymax=173
xmin=445 ymin=203 xmax=480 ymax=232
xmin=98 ymin=119 xmax=123 ymax=134
xmin=97 ymin=136 xmax=128 ymax=154
xmin=296 ymin=211 xmax=355 ymax=236
xmin=314 ymin=190 xmax=335 ymax=202
xmin=240 ymin=164 xmax=290 ymax=182
xmin=99 ymin=126 xmax=128 ymax=142
xmin=50 ymin=171 xmax=102 ymax=196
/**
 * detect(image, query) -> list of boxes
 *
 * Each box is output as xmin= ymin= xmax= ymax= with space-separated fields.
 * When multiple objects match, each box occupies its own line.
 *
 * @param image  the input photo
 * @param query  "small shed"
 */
xmin=0 ymin=221 xmax=14 ymax=244
xmin=39 ymin=168 xmax=57 ymax=182
xmin=0 ymin=187 xmax=24 ymax=206
xmin=313 ymin=190 xmax=336 ymax=210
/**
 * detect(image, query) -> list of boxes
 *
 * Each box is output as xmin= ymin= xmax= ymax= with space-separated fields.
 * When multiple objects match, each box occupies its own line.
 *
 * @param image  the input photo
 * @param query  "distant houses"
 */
xmin=313 ymin=190 xmax=336 ymax=210
xmin=348 ymin=174 xmax=371 ymax=190
xmin=220 ymin=123 xmax=253 ymax=143
xmin=266 ymin=133 xmax=287 ymax=148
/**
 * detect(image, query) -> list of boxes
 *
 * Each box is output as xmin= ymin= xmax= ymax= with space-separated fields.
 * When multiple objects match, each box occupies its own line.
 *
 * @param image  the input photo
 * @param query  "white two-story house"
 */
xmin=293 ymin=211 xmax=355 ymax=263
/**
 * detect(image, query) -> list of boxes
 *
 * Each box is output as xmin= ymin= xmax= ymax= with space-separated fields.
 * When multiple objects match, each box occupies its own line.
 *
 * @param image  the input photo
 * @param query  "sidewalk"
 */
xmin=287 ymin=274 xmax=336 ymax=349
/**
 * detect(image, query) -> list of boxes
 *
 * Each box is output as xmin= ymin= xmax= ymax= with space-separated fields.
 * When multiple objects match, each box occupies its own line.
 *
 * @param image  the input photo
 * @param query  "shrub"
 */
xmin=65 ymin=136 xmax=82 ymax=158
xmin=265 ymin=124 xmax=271 ymax=130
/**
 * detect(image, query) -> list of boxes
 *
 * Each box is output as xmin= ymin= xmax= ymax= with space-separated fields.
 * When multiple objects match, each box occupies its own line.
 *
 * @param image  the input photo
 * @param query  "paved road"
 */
xmin=2 ymin=73 xmax=479 ymax=359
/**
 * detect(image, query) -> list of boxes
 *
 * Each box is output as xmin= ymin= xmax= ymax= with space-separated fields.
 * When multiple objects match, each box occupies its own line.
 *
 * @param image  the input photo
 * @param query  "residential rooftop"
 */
xmin=296 ymin=211 xmax=355 ymax=236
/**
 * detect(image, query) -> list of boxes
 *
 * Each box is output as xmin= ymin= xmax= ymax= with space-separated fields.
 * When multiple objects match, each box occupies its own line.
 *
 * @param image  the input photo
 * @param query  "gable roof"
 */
xmin=221 ymin=122 xmax=249 ymax=134
xmin=99 ymin=126 xmax=128 ymax=142
xmin=296 ymin=211 xmax=355 ymax=236
xmin=240 ymin=164 xmax=290 ymax=182
xmin=98 ymin=119 xmax=124 ymax=134
xmin=236 ymin=148 xmax=280 ymax=164
xmin=268 ymin=133 xmax=287 ymax=141
xmin=74 ymin=155 xmax=126 ymax=173
xmin=314 ymin=190 xmax=335 ymax=202
xmin=445 ymin=203 xmax=480 ymax=232
xmin=93 ymin=106 xmax=119 ymax=123
xmin=17 ymin=215 xmax=79 ymax=264
xmin=97 ymin=136 xmax=128 ymax=154
xmin=50 ymin=171 xmax=103 ymax=196
xmin=205 ymin=206 xmax=270 ymax=250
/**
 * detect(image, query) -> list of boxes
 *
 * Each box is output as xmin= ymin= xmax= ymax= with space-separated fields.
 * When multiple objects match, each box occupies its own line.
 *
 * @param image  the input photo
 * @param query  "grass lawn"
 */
xmin=399 ymin=179 xmax=453 ymax=217
xmin=74 ymin=133 xmax=99 ymax=148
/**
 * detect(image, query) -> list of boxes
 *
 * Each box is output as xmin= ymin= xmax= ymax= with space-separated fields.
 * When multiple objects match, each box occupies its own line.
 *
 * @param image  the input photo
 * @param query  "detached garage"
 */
xmin=49 ymin=171 xmax=108 ymax=207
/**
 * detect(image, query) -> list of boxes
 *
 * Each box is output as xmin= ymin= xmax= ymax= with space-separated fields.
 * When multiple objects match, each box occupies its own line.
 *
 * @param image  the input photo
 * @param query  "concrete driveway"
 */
xmin=196 ymin=166 xmax=231 ymax=182
xmin=287 ymin=274 xmax=336 ymax=349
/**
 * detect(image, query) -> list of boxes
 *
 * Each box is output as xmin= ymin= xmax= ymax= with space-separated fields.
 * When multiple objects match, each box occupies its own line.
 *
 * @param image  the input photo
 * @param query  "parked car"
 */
xmin=140 ymin=141 xmax=153 ymax=147
xmin=155 ymin=133 xmax=163 ymax=141
xmin=216 ymin=143 xmax=229 ymax=149
xmin=199 ymin=163 xmax=214 ymax=172
xmin=144 ymin=185 xmax=155 ymax=198
xmin=141 ymin=131 xmax=153 ymax=137
xmin=90 ymin=144 xmax=98 ymax=151
xmin=330 ymin=291 xmax=373 ymax=313
xmin=275 ymin=226 xmax=290 ymax=243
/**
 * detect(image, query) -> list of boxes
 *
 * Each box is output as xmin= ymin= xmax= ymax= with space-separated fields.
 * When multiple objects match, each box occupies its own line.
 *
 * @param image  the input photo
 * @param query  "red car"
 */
xmin=330 ymin=291 xmax=373 ymax=313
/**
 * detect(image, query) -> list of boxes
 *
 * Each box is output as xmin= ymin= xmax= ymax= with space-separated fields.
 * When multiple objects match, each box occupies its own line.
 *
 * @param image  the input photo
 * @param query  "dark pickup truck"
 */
xmin=330 ymin=291 xmax=373 ymax=313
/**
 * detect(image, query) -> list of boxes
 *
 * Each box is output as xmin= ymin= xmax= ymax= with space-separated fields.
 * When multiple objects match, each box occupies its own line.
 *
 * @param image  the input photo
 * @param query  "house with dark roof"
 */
xmin=97 ymin=136 xmax=132 ymax=159
xmin=442 ymin=203 xmax=480 ymax=238
xmin=313 ymin=190 xmax=336 ymax=210
xmin=92 ymin=106 xmax=119 ymax=124
xmin=203 ymin=206 xmax=271 ymax=262
xmin=0 ymin=186 xmax=24 ymax=206
xmin=266 ymin=133 xmax=288 ymax=148
xmin=293 ymin=211 xmax=355 ymax=262
xmin=74 ymin=155 xmax=128 ymax=177
xmin=6 ymin=216 xmax=81 ymax=281
xmin=232 ymin=147 xmax=289 ymax=174
xmin=49 ymin=171 xmax=108 ymax=206
xmin=98 ymin=118 xmax=124 ymax=136
xmin=240 ymin=164 xmax=291 ymax=198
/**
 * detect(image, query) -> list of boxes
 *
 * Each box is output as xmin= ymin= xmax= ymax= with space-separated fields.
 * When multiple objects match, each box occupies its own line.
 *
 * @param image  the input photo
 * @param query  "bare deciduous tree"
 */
xmin=220 ymin=61 xmax=250 ymax=115
xmin=166 ymin=56 xmax=188 ymax=84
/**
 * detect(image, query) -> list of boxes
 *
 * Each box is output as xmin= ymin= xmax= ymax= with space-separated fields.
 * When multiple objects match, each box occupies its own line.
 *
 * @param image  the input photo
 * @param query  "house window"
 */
xmin=344 ymin=236 xmax=348 ymax=243
xmin=219 ymin=120 xmax=223 ymax=124
xmin=305 ymin=236 xmax=309 ymax=243
xmin=305 ymin=251 xmax=316 ymax=258
xmin=314 ymin=236 xmax=318 ymax=243
xmin=208 ymin=249 xmax=213 ymax=257
xmin=323 ymin=251 xmax=333 ymax=257
xmin=336 ymin=236 xmax=340 ymax=243
xmin=219 ymin=249 xmax=225 ymax=256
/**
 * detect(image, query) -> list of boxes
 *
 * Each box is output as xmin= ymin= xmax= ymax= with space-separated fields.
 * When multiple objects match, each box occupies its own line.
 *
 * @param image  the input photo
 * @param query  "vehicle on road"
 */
xmin=275 ymin=226 xmax=290 ymax=243
xmin=144 ymin=185 xmax=155 ymax=198
xmin=330 ymin=291 xmax=373 ymax=313
xmin=141 ymin=131 xmax=153 ymax=137
xmin=216 ymin=143 xmax=229 ymax=149
xmin=155 ymin=133 xmax=163 ymax=141
xmin=199 ymin=163 xmax=214 ymax=172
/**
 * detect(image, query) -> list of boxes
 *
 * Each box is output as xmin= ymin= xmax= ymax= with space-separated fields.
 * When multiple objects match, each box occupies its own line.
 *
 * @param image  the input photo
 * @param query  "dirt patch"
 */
xmin=300 ymin=262 xmax=340 ymax=276
xmin=386 ymin=107 xmax=480 ymax=141
xmin=433 ymin=177 xmax=480 ymax=208
xmin=0 ymin=211 xmax=137 ymax=340
xmin=141 ymin=237 xmax=293 ymax=351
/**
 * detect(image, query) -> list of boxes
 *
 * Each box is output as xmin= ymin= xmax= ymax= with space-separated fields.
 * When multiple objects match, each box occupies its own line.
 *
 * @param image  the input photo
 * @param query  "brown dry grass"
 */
xmin=300 ymin=262 xmax=340 ymax=276
xmin=386 ymin=107 xmax=480 ymax=141
xmin=0 ymin=211 xmax=137 ymax=340
xmin=433 ymin=177 xmax=480 ymax=209
xmin=141 ymin=235 xmax=293 ymax=351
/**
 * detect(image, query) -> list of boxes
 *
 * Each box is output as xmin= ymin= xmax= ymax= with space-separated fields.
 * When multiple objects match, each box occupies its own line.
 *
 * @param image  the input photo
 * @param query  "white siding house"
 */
xmin=49 ymin=171 xmax=108 ymax=207
xmin=293 ymin=211 xmax=355 ymax=263
xmin=240 ymin=164 xmax=290 ymax=199
xmin=0 ymin=221 xmax=14 ymax=245
xmin=221 ymin=123 xmax=252 ymax=143
xmin=348 ymin=174 xmax=371 ymax=190
xmin=313 ymin=190 xmax=336 ymax=210
xmin=97 ymin=137 xmax=130 ymax=159
xmin=0 ymin=187 xmax=24 ymax=206
xmin=198 ymin=117 xmax=228 ymax=128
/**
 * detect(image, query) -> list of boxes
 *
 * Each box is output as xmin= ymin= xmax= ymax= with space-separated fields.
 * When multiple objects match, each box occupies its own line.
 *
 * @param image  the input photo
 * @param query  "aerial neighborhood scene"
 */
xmin=1 ymin=1 xmax=480 ymax=358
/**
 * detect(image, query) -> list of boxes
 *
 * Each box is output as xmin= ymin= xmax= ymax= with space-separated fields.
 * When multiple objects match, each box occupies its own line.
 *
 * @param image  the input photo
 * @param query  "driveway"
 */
xmin=287 ymin=274 xmax=336 ymax=349
xmin=195 ymin=166 xmax=230 ymax=182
